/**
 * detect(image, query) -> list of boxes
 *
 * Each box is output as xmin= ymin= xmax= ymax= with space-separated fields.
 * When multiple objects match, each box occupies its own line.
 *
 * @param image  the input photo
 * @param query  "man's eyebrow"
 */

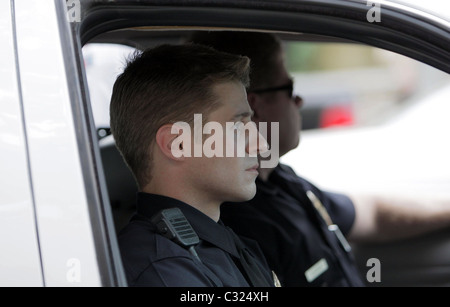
xmin=231 ymin=110 xmax=254 ymax=121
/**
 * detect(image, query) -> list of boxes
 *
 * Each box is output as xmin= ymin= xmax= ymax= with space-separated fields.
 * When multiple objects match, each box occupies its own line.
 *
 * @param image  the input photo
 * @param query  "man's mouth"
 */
xmin=246 ymin=164 xmax=259 ymax=173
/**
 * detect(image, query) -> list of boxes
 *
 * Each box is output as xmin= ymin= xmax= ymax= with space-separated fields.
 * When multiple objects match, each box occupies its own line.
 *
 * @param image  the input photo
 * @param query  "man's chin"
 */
xmin=295 ymin=133 xmax=301 ymax=147
xmin=287 ymin=136 xmax=301 ymax=155
xmin=229 ymin=186 xmax=257 ymax=203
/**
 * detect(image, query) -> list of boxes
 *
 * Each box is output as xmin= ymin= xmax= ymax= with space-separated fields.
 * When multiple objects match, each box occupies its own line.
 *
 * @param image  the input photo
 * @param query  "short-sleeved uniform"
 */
xmin=118 ymin=193 xmax=274 ymax=287
xmin=221 ymin=164 xmax=365 ymax=287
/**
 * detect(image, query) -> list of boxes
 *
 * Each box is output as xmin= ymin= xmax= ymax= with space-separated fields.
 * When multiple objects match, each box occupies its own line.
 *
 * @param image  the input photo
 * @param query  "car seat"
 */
xmin=99 ymin=135 xmax=138 ymax=232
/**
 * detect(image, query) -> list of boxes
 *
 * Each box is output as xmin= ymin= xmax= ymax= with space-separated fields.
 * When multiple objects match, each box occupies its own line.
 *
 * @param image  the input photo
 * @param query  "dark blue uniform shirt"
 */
xmin=221 ymin=164 xmax=365 ymax=287
xmin=118 ymin=193 xmax=274 ymax=287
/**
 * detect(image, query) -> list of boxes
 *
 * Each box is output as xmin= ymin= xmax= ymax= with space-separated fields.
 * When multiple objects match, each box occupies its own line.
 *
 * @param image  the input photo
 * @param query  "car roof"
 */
xmin=387 ymin=0 xmax=450 ymax=21
xmin=77 ymin=0 xmax=450 ymax=73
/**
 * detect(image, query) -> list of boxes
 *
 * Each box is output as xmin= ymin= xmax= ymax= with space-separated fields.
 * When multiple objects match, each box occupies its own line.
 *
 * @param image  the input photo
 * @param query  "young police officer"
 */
xmin=110 ymin=44 xmax=274 ymax=287
xmin=189 ymin=31 xmax=450 ymax=287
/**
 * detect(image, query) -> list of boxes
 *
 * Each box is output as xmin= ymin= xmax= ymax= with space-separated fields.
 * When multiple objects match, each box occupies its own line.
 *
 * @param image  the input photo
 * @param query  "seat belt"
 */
xmin=306 ymin=191 xmax=352 ymax=253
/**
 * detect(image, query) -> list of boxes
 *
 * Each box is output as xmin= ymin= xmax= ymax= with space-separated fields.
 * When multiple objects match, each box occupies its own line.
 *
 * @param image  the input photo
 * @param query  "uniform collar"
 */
xmin=136 ymin=192 xmax=240 ymax=258
xmin=256 ymin=163 xmax=306 ymax=196
xmin=255 ymin=164 xmax=285 ymax=196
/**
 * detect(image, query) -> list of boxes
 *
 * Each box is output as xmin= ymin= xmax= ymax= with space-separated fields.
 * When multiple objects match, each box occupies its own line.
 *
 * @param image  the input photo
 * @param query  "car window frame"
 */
xmin=79 ymin=0 xmax=450 ymax=73
xmin=55 ymin=0 xmax=127 ymax=287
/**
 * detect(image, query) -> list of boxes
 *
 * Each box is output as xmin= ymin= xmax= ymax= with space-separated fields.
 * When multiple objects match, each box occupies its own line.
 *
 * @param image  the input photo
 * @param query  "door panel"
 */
xmin=14 ymin=0 xmax=101 ymax=286
xmin=0 ymin=0 xmax=43 ymax=287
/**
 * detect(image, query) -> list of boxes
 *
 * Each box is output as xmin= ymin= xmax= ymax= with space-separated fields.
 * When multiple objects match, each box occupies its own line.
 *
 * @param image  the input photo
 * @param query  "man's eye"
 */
xmin=233 ymin=120 xmax=250 ymax=130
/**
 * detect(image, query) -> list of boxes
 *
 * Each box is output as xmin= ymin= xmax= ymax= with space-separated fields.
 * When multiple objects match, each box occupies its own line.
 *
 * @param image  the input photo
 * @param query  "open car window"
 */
xmin=83 ymin=29 xmax=450 ymax=287
xmin=82 ymin=43 xmax=136 ymax=136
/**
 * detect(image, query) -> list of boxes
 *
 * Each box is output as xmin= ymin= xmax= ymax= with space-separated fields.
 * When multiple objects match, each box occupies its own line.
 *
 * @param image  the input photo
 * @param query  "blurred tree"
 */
xmin=285 ymin=42 xmax=380 ymax=72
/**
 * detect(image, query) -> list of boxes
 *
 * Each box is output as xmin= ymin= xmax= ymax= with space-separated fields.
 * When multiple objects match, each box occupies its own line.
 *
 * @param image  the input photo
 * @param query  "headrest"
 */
xmin=99 ymin=135 xmax=138 ymax=231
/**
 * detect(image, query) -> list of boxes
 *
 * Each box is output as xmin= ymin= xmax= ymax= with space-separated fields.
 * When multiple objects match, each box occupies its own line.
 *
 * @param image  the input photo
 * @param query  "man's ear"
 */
xmin=155 ymin=124 xmax=187 ymax=161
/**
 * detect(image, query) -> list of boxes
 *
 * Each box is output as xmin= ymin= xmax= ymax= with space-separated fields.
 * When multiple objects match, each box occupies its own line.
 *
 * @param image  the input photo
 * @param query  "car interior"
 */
xmin=75 ymin=0 xmax=450 ymax=287
xmin=95 ymin=32 xmax=358 ymax=218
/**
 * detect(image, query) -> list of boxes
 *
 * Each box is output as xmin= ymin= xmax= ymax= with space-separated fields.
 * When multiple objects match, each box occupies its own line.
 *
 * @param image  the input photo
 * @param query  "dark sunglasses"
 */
xmin=249 ymin=81 xmax=294 ymax=99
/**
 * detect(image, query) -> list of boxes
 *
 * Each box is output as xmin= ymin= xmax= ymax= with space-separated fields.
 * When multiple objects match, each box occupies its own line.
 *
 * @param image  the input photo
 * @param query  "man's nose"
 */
xmin=294 ymin=95 xmax=304 ymax=109
xmin=246 ymin=124 xmax=269 ymax=156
